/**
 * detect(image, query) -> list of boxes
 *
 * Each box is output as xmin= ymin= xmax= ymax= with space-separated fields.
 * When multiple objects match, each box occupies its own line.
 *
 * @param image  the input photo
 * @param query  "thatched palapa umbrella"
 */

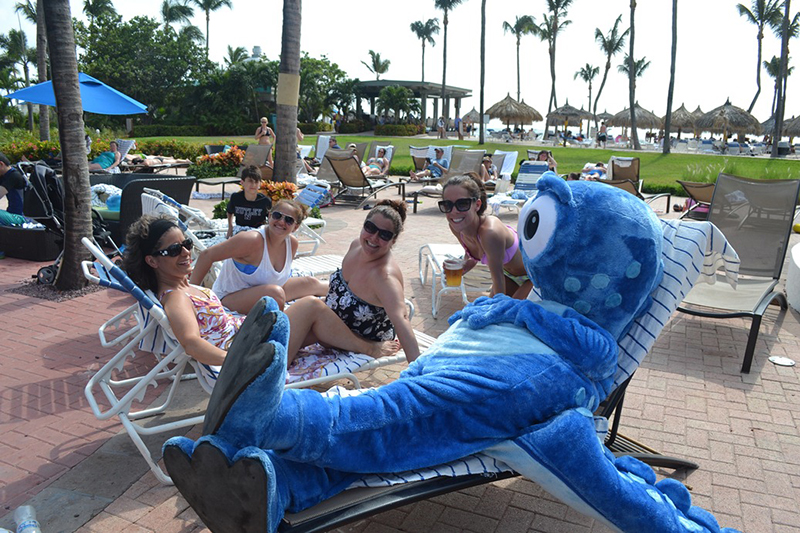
xmin=547 ymin=101 xmax=586 ymax=145
xmin=463 ymin=107 xmax=481 ymax=123
xmin=695 ymin=99 xmax=761 ymax=144
xmin=518 ymin=99 xmax=543 ymax=122
xmin=608 ymin=102 xmax=663 ymax=130
xmin=596 ymin=110 xmax=614 ymax=122
xmin=781 ymin=116 xmax=800 ymax=138
xmin=486 ymin=93 xmax=539 ymax=128
xmin=691 ymin=106 xmax=705 ymax=137
xmin=663 ymin=103 xmax=694 ymax=139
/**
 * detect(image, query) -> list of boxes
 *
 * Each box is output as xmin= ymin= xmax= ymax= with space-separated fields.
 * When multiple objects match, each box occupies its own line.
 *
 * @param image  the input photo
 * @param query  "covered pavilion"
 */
xmin=355 ymin=79 xmax=472 ymax=128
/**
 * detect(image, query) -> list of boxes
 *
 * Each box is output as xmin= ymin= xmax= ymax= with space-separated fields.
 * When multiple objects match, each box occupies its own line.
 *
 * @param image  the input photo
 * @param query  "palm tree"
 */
xmin=378 ymin=85 xmax=417 ymax=122
xmin=83 ymin=0 xmax=117 ymax=44
xmin=435 ymin=0 xmax=466 ymax=126
xmin=502 ymin=15 xmax=536 ymax=101
xmin=161 ymin=0 xmax=194 ymax=29
xmin=15 ymin=0 xmax=49 ymax=140
xmin=594 ymin=15 xmax=628 ymax=126
xmin=479 ymin=0 xmax=486 ymax=144
xmin=224 ymin=45 xmax=249 ymax=68
xmin=627 ymin=0 xmax=640 ymax=150
xmin=44 ymin=0 xmax=93 ymax=290
xmin=274 ymin=0 xmax=301 ymax=182
xmin=533 ymin=0 xmax=573 ymax=118
xmin=1 ymin=30 xmax=36 ymax=132
xmin=764 ymin=55 xmax=793 ymax=117
xmin=179 ymin=24 xmax=205 ymax=44
xmin=737 ymin=0 xmax=783 ymax=113
xmin=409 ymin=18 xmax=439 ymax=82
xmin=617 ymin=54 xmax=650 ymax=78
xmin=191 ymin=0 xmax=233 ymax=59
xmin=771 ymin=0 xmax=791 ymax=156
xmin=83 ymin=0 xmax=118 ymax=26
xmin=770 ymin=9 xmax=799 ymax=114
xmin=361 ymin=50 xmax=390 ymax=80
xmin=663 ymin=0 xmax=678 ymax=155
xmin=574 ymin=63 xmax=599 ymax=117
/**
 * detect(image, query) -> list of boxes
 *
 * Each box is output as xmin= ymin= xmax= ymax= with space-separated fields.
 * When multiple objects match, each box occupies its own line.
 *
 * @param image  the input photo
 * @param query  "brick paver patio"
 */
xmin=1 ymin=179 xmax=799 ymax=532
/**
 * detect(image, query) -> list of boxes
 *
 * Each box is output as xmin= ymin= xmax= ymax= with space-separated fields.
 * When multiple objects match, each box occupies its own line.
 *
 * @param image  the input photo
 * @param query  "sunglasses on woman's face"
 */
xmin=363 ymin=220 xmax=394 ymax=242
xmin=271 ymin=211 xmax=296 ymax=226
xmin=438 ymin=197 xmax=477 ymax=214
xmin=152 ymin=238 xmax=193 ymax=257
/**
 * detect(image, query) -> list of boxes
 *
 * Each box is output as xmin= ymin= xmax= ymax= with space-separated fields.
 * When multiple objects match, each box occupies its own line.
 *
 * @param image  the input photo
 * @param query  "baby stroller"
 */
xmin=20 ymin=162 xmax=121 ymax=284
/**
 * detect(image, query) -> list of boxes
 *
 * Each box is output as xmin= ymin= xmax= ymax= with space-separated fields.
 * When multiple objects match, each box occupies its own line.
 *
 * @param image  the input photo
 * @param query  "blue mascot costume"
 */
xmin=164 ymin=173 xmax=741 ymax=533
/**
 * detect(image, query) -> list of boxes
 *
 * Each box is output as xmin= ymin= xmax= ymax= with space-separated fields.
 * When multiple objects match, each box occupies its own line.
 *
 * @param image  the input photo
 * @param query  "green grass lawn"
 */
xmin=135 ymin=134 xmax=800 ymax=196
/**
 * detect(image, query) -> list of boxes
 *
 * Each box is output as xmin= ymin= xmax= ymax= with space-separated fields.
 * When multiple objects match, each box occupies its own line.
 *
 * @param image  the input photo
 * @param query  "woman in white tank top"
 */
xmin=190 ymin=199 xmax=327 ymax=313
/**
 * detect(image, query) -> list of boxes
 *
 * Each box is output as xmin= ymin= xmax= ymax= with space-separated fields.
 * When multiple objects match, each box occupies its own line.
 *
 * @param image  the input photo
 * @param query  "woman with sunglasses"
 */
xmin=123 ymin=215 xmax=399 ymax=371
xmin=190 ymin=199 xmax=327 ymax=313
xmin=440 ymin=173 xmax=533 ymax=299
xmin=321 ymin=199 xmax=420 ymax=362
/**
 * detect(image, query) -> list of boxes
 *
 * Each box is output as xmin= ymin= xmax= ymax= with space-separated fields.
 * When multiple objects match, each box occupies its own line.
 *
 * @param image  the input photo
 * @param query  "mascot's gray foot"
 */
xmin=203 ymin=296 xmax=287 ymax=438
xmin=164 ymin=436 xmax=282 ymax=533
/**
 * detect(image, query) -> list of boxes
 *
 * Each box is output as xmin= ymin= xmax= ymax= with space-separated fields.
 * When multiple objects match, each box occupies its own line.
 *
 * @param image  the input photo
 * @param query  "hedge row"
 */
xmin=298 ymin=122 xmax=334 ymax=135
xmin=374 ymin=124 xmax=425 ymax=136
xmin=338 ymin=120 xmax=373 ymax=134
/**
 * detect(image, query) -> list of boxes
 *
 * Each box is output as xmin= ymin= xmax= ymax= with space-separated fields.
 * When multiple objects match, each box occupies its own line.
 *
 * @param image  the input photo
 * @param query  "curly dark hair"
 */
xmin=367 ymin=199 xmax=407 ymax=239
xmin=442 ymin=173 xmax=488 ymax=215
xmin=122 ymin=214 xmax=177 ymax=292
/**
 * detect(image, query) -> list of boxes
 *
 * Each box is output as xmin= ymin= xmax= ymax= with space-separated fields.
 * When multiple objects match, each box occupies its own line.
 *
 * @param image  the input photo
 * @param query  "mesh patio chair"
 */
xmin=676 ymin=180 xmax=715 ymax=220
xmin=600 ymin=179 xmax=671 ymax=214
xmin=324 ymin=150 xmax=406 ymax=209
xmin=677 ymin=173 xmax=800 ymax=373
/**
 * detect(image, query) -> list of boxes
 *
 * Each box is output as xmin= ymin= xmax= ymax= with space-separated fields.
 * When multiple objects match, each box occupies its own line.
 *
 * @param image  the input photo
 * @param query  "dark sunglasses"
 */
xmin=271 ymin=211 xmax=296 ymax=226
xmin=438 ymin=197 xmax=477 ymax=214
xmin=152 ymin=238 xmax=193 ymax=257
xmin=363 ymin=220 xmax=395 ymax=242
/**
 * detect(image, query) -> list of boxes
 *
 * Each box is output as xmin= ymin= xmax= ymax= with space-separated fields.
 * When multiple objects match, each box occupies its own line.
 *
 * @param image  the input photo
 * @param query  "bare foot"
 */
xmin=408 ymin=170 xmax=417 ymax=181
xmin=369 ymin=339 xmax=401 ymax=358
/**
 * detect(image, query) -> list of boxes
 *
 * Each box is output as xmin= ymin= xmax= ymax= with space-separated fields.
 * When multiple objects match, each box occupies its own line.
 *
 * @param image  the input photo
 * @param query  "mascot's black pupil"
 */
xmin=524 ymin=210 xmax=540 ymax=240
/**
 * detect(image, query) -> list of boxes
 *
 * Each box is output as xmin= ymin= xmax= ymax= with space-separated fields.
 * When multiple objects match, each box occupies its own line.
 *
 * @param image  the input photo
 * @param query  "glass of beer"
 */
xmin=443 ymin=258 xmax=464 ymax=287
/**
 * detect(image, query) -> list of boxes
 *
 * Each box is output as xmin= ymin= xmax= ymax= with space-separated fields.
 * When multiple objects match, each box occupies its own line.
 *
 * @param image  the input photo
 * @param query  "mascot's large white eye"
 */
xmin=519 ymin=195 xmax=558 ymax=260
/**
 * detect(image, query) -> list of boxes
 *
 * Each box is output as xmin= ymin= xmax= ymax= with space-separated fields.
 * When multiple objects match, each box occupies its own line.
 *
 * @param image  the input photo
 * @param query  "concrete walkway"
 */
xmin=1 ymin=181 xmax=799 ymax=533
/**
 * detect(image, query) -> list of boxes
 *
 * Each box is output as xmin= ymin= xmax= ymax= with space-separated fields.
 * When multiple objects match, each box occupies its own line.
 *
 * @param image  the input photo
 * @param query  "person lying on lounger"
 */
xmin=363 ymin=147 xmax=390 ymax=177
xmin=124 ymin=154 xmax=193 ymax=167
xmin=88 ymin=141 xmax=122 ymax=171
xmin=408 ymin=147 xmax=449 ymax=181
xmin=123 ymin=215 xmax=401 ymax=371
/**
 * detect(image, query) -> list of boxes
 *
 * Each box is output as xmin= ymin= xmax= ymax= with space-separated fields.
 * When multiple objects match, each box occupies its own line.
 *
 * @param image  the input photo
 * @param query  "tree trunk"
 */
xmin=748 ymin=28 xmax=764 ymax=113
xmin=37 ymin=0 xmax=50 ymax=141
xmin=479 ymin=0 xmax=485 ymax=145
xmin=515 ymin=38 xmax=520 ymax=102
xmin=548 ymin=44 xmax=557 ymax=113
xmin=663 ymin=0 xmax=677 ymax=155
xmin=441 ymin=10 xmax=449 ymax=127
xmin=275 ymin=0 xmax=302 ymax=182
xmin=593 ymin=59 xmax=611 ymax=129
xmin=420 ymin=41 xmax=425 ymax=82
xmin=628 ymin=0 xmax=640 ymax=150
xmin=205 ymin=11 xmax=210 ymax=58
xmin=771 ymin=1 xmax=791 ymax=158
xmin=24 ymin=63 xmax=34 ymax=133
xmin=43 ymin=0 xmax=91 ymax=290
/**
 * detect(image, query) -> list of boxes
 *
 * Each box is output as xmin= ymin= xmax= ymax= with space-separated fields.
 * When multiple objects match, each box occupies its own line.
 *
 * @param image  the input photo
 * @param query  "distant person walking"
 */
xmin=455 ymin=114 xmax=464 ymax=140
xmin=437 ymin=116 xmax=446 ymax=139
xmin=597 ymin=121 xmax=607 ymax=149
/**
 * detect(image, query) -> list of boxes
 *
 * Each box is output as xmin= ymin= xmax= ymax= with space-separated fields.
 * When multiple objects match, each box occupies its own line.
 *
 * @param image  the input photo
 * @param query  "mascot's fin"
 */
xmin=204 ymin=297 xmax=290 ymax=448
xmin=487 ymin=410 xmax=741 ymax=533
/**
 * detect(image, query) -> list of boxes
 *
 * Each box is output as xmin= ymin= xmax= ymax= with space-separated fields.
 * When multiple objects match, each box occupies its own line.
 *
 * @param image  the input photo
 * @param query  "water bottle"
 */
xmin=13 ymin=505 xmax=41 ymax=533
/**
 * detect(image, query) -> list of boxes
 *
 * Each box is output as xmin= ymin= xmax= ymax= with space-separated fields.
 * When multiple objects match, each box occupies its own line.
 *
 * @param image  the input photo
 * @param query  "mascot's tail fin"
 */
xmin=487 ymin=409 xmax=741 ymax=533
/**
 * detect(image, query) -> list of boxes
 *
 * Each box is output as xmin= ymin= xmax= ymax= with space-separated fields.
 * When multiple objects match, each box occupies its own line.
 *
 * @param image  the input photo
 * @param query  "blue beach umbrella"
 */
xmin=5 ymin=72 xmax=147 ymax=115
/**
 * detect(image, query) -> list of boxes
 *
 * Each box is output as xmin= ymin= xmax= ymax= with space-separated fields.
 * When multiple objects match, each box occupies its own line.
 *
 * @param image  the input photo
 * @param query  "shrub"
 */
xmin=374 ymin=124 xmax=422 ymax=136
xmin=212 ymin=199 xmax=229 ymax=219
xmin=298 ymin=122 xmax=334 ymax=134
xmin=259 ymin=180 xmax=298 ymax=203
xmin=0 ymin=139 xmax=62 ymax=163
xmin=187 ymin=146 xmax=245 ymax=179
xmin=339 ymin=120 xmax=372 ymax=134
xmin=135 ymin=139 xmax=202 ymax=159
